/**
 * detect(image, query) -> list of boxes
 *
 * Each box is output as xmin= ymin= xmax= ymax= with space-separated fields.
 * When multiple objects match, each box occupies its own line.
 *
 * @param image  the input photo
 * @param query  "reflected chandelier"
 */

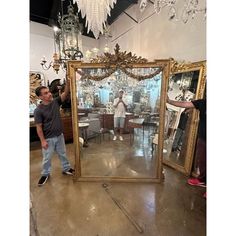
xmin=73 ymin=0 xmax=117 ymax=39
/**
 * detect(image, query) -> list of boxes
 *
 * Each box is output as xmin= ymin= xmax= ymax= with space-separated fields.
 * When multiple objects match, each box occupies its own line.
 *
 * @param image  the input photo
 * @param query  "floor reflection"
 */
xmin=81 ymin=129 xmax=157 ymax=177
xmin=163 ymin=138 xmax=185 ymax=166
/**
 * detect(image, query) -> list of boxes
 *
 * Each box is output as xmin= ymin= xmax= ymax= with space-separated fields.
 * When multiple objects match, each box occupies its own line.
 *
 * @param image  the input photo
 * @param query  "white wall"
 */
xmin=30 ymin=21 xmax=99 ymax=84
xmin=30 ymin=0 xmax=206 ymax=84
xmin=100 ymin=0 xmax=206 ymax=62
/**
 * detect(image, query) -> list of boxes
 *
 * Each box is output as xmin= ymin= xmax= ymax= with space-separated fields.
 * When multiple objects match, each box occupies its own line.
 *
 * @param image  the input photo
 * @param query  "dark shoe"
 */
xmin=171 ymin=147 xmax=177 ymax=152
xmin=83 ymin=143 xmax=89 ymax=148
xmin=38 ymin=175 xmax=49 ymax=186
xmin=63 ymin=168 xmax=75 ymax=175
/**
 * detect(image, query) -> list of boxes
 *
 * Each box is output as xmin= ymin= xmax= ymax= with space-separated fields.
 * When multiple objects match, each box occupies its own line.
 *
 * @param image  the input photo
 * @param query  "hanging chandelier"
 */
xmin=73 ymin=0 xmax=117 ymax=39
xmin=40 ymin=2 xmax=83 ymax=74
xmin=85 ymin=23 xmax=112 ymax=61
xmin=139 ymin=0 xmax=206 ymax=23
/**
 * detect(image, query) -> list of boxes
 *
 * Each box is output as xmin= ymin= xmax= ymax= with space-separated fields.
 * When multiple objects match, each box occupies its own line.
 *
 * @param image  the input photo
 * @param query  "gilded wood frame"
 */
xmin=29 ymin=71 xmax=46 ymax=104
xmin=67 ymin=55 xmax=171 ymax=182
xmin=163 ymin=60 xmax=206 ymax=175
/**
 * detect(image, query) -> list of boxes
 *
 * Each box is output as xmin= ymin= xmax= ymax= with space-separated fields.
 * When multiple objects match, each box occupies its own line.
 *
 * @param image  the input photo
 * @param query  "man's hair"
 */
xmin=35 ymin=86 xmax=48 ymax=97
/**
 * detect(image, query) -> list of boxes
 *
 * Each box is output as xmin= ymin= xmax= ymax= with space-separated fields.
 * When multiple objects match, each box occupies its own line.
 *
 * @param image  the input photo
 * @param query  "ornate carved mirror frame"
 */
xmin=67 ymin=44 xmax=171 ymax=182
xmin=163 ymin=59 xmax=206 ymax=175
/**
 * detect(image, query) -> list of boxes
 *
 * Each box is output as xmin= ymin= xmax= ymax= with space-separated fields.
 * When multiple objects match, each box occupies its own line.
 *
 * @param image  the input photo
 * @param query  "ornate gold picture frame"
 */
xmin=163 ymin=59 xmax=206 ymax=175
xmin=68 ymin=44 xmax=171 ymax=182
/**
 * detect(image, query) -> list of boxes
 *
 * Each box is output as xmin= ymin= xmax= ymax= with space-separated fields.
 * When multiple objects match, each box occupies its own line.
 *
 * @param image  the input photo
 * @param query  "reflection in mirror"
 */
xmin=76 ymin=67 xmax=162 ymax=178
xmin=164 ymin=70 xmax=199 ymax=167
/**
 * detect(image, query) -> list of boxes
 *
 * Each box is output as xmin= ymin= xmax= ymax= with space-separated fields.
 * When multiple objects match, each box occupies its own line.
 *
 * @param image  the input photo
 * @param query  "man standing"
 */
xmin=34 ymin=78 xmax=74 ymax=186
xmin=172 ymin=108 xmax=190 ymax=152
xmin=167 ymin=97 xmax=206 ymax=191
xmin=113 ymin=89 xmax=127 ymax=141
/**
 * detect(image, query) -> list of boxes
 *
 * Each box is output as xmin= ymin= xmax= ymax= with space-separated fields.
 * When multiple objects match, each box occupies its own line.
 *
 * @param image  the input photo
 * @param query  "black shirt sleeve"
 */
xmin=191 ymin=99 xmax=206 ymax=140
xmin=55 ymin=96 xmax=62 ymax=106
xmin=34 ymin=108 xmax=43 ymax=124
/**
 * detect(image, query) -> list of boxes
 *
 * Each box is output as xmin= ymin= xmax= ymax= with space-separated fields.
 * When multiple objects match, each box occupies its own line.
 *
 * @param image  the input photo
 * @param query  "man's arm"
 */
xmin=113 ymin=98 xmax=120 ymax=108
xmin=36 ymin=124 xmax=48 ymax=149
xmin=60 ymin=78 xmax=70 ymax=102
xmin=167 ymin=96 xmax=195 ymax=108
xmin=121 ymin=100 xmax=127 ymax=110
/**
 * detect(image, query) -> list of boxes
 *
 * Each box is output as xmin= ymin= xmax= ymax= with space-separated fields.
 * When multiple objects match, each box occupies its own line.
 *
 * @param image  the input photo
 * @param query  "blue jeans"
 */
xmin=41 ymin=134 xmax=71 ymax=176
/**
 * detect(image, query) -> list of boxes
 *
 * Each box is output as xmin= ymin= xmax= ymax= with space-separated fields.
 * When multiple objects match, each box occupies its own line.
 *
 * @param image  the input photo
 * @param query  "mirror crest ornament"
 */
xmin=68 ymin=44 xmax=171 ymax=182
xmin=79 ymin=44 xmax=162 ymax=81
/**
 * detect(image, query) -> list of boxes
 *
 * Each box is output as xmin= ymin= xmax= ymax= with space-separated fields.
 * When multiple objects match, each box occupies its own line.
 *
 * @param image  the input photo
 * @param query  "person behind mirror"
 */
xmin=113 ymin=89 xmax=127 ymax=141
xmin=167 ymin=96 xmax=206 ymax=197
xmin=172 ymin=108 xmax=190 ymax=152
xmin=34 ymin=77 xmax=74 ymax=187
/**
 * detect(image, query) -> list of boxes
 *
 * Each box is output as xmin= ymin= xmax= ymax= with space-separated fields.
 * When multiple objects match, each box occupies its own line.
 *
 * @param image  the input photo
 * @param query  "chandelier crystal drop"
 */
xmin=140 ymin=0 xmax=206 ymax=24
xmin=73 ymin=0 xmax=117 ymax=39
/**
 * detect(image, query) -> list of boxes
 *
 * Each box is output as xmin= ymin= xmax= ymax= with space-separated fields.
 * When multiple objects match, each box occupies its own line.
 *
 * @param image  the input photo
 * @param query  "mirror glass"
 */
xmin=164 ymin=70 xmax=200 ymax=167
xmin=75 ymin=67 xmax=163 ymax=178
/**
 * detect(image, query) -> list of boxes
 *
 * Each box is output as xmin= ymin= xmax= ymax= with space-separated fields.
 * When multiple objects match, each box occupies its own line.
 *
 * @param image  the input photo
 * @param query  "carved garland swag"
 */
xmin=79 ymin=44 xmax=162 ymax=81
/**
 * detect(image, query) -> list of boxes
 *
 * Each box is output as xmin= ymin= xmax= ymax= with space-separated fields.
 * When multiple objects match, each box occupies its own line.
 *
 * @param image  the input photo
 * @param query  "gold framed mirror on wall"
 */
xmin=163 ymin=60 xmax=206 ymax=175
xmin=67 ymin=44 xmax=170 ymax=182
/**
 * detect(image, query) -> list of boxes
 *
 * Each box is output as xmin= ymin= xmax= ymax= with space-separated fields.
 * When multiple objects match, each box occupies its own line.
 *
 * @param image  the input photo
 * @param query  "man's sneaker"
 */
xmin=187 ymin=178 xmax=206 ymax=187
xmin=63 ymin=168 xmax=75 ymax=175
xmin=119 ymin=136 xmax=123 ymax=141
xmin=38 ymin=175 xmax=49 ymax=186
xmin=113 ymin=136 xmax=117 ymax=141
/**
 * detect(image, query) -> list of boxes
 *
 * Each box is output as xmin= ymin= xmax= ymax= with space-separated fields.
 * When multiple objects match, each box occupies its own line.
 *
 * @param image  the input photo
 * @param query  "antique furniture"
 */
xmin=61 ymin=115 xmax=73 ymax=142
xmin=99 ymin=113 xmax=135 ymax=134
xmin=128 ymin=118 xmax=145 ymax=144
xmin=78 ymin=122 xmax=90 ymax=146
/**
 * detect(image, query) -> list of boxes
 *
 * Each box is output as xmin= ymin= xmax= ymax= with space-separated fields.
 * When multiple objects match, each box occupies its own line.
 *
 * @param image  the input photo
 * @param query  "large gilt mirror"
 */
xmin=68 ymin=44 xmax=170 ymax=182
xmin=163 ymin=60 xmax=206 ymax=175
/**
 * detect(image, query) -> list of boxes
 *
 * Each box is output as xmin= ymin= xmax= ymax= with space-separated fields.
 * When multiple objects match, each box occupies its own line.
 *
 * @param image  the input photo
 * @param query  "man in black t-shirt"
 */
xmin=34 ymin=78 xmax=74 ymax=186
xmin=167 ymin=97 xmax=206 ymax=197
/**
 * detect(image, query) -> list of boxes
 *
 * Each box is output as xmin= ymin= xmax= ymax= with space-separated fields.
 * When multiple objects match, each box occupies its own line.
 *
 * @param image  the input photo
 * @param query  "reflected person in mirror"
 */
xmin=34 ymin=77 xmax=74 ymax=187
xmin=172 ymin=108 xmax=191 ymax=152
xmin=113 ymin=89 xmax=127 ymax=141
xmin=167 ymin=96 xmax=206 ymax=195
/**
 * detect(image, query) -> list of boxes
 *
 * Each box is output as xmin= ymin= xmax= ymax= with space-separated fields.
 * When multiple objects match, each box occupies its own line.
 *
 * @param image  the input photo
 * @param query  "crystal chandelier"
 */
xmin=139 ymin=0 xmax=206 ymax=23
xmin=73 ymin=0 xmax=117 ymax=39
xmin=85 ymin=23 xmax=112 ymax=61
xmin=40 ymin=2 xmax=83 ymax=74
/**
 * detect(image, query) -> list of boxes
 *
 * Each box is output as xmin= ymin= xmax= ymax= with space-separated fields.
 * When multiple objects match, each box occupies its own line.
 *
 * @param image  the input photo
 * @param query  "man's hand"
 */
xmin=41 ymin=140 xmax=48 ymax=150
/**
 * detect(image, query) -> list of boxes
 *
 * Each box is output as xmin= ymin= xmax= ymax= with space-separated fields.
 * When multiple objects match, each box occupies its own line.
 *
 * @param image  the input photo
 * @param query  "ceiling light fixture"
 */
xmin=85 ymin=23 xmax=112 ymax=61
xmin=140 ymin=0 xmax=206 ymax=23
xmin=40 ymin=2 xmax=83 ymax=74
xmin=73 ymin=0 xmax=117 ymax=39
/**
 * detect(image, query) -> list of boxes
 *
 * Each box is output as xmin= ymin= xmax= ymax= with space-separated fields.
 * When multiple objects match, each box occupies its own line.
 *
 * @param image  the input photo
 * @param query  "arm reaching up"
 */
xmin=60 ymin=77 xmax=70 ymax=102
xmin=167 ymin=96 xmax=195 ymax=109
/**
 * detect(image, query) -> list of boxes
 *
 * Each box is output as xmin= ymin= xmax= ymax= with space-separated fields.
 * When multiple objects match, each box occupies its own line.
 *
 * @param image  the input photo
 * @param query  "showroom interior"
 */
xmin=29 ymin=0 xmax=206 ymax=235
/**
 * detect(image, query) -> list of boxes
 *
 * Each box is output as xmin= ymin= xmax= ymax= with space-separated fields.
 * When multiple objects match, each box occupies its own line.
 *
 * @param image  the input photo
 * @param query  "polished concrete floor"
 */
xmin=30 ymin=136 xmax=206 ymax=236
